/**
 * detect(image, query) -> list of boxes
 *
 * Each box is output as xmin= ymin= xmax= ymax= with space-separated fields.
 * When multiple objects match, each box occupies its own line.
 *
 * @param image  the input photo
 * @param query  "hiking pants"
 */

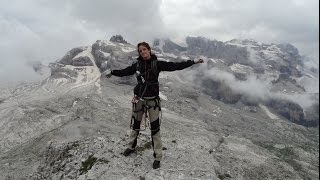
xmin=128 ymin=98 xmax=162 ymax=161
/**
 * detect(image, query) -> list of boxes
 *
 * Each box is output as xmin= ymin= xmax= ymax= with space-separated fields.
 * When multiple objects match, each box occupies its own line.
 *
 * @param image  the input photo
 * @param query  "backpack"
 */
xmin=134 ymin=57 xmax=159 ymax=98
xmin=136 ymin=58 xmax=158 ymax=82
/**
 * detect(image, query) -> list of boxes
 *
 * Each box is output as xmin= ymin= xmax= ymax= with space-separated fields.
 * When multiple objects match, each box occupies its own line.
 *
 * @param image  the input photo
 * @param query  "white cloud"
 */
xmin=204 ymin=67 xmax=272 ymax=101
xmin=160 ymin=0 xmax=319 ymax=56
xmin=0 ymin=0 xmax=318 ymax=85
xmin=202 ymin=67 xmax=316 ymax=109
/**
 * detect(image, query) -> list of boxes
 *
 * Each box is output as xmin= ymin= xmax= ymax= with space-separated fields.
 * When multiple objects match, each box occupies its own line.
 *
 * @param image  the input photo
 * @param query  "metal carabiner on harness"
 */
xmin=136 ymin=71 xmax=145 ymax=84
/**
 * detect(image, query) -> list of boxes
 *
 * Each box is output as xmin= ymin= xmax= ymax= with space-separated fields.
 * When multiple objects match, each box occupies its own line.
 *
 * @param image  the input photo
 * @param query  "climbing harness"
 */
xmin=131 ymin=57 xmax=161 ymax=131
xmin=130 ymin=96 xmax=162 ymax=131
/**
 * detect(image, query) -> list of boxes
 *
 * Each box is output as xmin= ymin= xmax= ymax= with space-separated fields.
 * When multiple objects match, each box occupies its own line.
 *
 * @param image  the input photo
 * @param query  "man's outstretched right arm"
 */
xmin=105 ymin=63 xmax=136 ymax=78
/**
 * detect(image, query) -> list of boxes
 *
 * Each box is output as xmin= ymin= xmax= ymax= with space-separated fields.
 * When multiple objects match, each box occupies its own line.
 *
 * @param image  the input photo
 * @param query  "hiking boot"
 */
xmin=153 ymin=160 xmax=160 ymax=169
xmin=123 ymin=148 xmax=135 ymax=156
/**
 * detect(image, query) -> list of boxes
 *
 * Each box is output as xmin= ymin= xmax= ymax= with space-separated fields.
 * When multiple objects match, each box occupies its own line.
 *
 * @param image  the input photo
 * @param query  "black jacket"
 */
xmin=111 ymin=54 xmax=195 ymax=98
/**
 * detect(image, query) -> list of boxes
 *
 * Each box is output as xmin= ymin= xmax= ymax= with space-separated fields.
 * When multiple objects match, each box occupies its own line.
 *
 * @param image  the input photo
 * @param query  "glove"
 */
xmin=194 ymin=59 xmax=204 ymax=64
xmin=105 ymin=73 xmax=112 ymax=78
xmin=101 ymin=69 xmax=112 ymax=78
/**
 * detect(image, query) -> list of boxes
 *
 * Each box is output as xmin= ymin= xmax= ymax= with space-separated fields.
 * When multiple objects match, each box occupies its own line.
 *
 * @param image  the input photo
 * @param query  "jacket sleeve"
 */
xmin=158 ymin=60 xmax=195 ymax=72
xmin=111 ymin=63 xmax=136 ymax=77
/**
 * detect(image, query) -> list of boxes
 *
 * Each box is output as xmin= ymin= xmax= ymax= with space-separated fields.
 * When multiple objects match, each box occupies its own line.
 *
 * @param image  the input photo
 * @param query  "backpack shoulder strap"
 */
xmin=151 ymin=58 xmax=158 ymax=74
xmin=136 ymin=60 xmax=140 ymax=72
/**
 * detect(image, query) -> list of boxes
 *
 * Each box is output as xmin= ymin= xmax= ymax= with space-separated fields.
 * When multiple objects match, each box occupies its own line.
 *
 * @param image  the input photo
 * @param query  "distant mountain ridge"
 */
xmin=0 ymin=35 xmax=318 ymax=179
xmin=48 ymin=35 xmax=319 ymax=127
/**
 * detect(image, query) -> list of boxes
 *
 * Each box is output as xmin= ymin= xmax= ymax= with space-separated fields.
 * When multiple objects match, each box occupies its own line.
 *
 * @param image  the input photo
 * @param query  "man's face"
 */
xmin=138 ymin=45 xmax=151 ymax=60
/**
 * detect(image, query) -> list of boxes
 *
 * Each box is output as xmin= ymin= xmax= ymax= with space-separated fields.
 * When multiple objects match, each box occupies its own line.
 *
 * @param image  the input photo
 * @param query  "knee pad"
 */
xmin=150 ymin=118 xmax=160 ymax=135
xmin=131 ymin=116 xmax=141 ymax=130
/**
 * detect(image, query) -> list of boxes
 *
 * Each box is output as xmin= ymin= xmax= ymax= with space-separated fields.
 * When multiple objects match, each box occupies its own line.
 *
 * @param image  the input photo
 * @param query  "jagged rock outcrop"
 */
xmin=276 ymin=43 xmax=303 ymax=67
xmin=272 ymin=73 xmax=306 ymax=92
xmin=279 ymin=65 xmax=302 ymax=77
xmin=60 ymin=47 xmax=86 ymax=65
xmin=91 ymin=39 xmax=136 ymax=73
xmin=91 ymin=40 xmax=113 ymax=72
xmin=58 ymin=47 xmax=93 ymax=67
xmin=266 ymin=98 xmax=305 ymax=125
xmin=109 ymin=35 xmax=128 ymax=44
xmin=256 ymin=42 xmax=302 ymax=77
xmin=71 ymin=56 xmax=93 ymax=66
xmin=49 ymin=63 xmax=78 ymax=80
xmin=153 ymin=39 xmax=187 ymax=54
xmin=186 ymin=36 xmax=249 ymax=65
xmin=201 ymin=78 xmax=242 ymax=104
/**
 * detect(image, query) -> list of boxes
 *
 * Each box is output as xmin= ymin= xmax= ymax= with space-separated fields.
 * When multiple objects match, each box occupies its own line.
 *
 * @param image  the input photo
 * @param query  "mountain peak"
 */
xmin=109 ymin=35 xmax=128 ymax=44
xmin=0 ymin=35 xmax=319 ymax=180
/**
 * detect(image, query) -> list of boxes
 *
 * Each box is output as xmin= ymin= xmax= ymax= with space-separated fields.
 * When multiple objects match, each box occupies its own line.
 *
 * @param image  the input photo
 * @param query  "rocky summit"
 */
xmin=0 ymin=35 xmax=318 ymax=179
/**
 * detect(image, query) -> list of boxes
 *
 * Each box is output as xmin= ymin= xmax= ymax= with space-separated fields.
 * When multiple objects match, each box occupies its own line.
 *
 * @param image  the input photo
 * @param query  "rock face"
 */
xmin=153 ymin=38 xmax=187 ymax=54
xmin=266 ymin=98 xmax=305 ymax=125
xmin=71 ymin=56 xmax=93 ymax=66
xmin=109 ymin=35 xmax=128 ymax=44
xmin=186 ymin=37 xmax=249 ymax=66
xmin=201 ymin=78 xmax=242 ymax=104
xmin=303 ymin=96 xmax=319 ymax=127
xmin=91 ymin=39 xmax=136 ymax=73
xmin=48 ymin=35 xmax=319 ymax=127
xmin=59 ymin=47 xmax=93 ymax=66
xmin=50 ymin=63 xmax=78 ymax=80
xmin=276 ymin=43 xmax=303 ymax=67
xmin=60 ymin=47 xmax=86 ymax=65
xmin=0 ymin=35 xmax=318 ymax=179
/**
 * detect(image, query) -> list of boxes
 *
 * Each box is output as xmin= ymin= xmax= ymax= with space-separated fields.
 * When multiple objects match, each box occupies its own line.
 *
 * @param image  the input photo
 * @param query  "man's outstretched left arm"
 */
xmin=158 ymin=59 xmax=204 ymax=72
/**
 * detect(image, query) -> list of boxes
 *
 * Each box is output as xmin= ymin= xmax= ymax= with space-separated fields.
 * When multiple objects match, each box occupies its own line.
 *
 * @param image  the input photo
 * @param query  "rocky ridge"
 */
xmin=0 ymin=35 xmax=318 ymax=179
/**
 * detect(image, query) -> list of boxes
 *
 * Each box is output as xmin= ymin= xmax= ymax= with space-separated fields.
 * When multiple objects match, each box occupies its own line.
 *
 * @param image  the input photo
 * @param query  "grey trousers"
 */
xmin=128 ymin=98 xmax=162 ymax=161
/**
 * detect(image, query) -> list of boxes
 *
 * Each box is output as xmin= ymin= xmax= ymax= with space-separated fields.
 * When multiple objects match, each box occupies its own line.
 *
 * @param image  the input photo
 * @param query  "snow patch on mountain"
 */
xmin=229 ymin=63 xmax=254 ymax=74
xmin=99 ymin=51 xmax=111 ymax=58
xmin=259 ymin=104 xmax=279 ymax=119
xmin=121 ymin=46 xmax=136 ymax=53
xmin=68 ymin=60 xmax=100 ymax=91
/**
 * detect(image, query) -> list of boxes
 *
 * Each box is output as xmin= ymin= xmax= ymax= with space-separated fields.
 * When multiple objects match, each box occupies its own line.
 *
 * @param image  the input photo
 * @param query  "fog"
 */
xmin=0 ymin=0 xmax=318 ymax=86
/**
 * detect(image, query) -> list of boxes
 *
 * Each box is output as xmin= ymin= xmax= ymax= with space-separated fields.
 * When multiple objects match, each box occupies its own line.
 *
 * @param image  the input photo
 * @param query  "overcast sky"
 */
xmin=0 ymin=0 xmax=318 ymax=85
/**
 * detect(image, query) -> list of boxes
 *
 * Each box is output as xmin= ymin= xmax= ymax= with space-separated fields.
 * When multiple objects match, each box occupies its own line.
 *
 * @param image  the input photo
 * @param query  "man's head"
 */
xmin=137 ymin=42 xmax=151 ymax=60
